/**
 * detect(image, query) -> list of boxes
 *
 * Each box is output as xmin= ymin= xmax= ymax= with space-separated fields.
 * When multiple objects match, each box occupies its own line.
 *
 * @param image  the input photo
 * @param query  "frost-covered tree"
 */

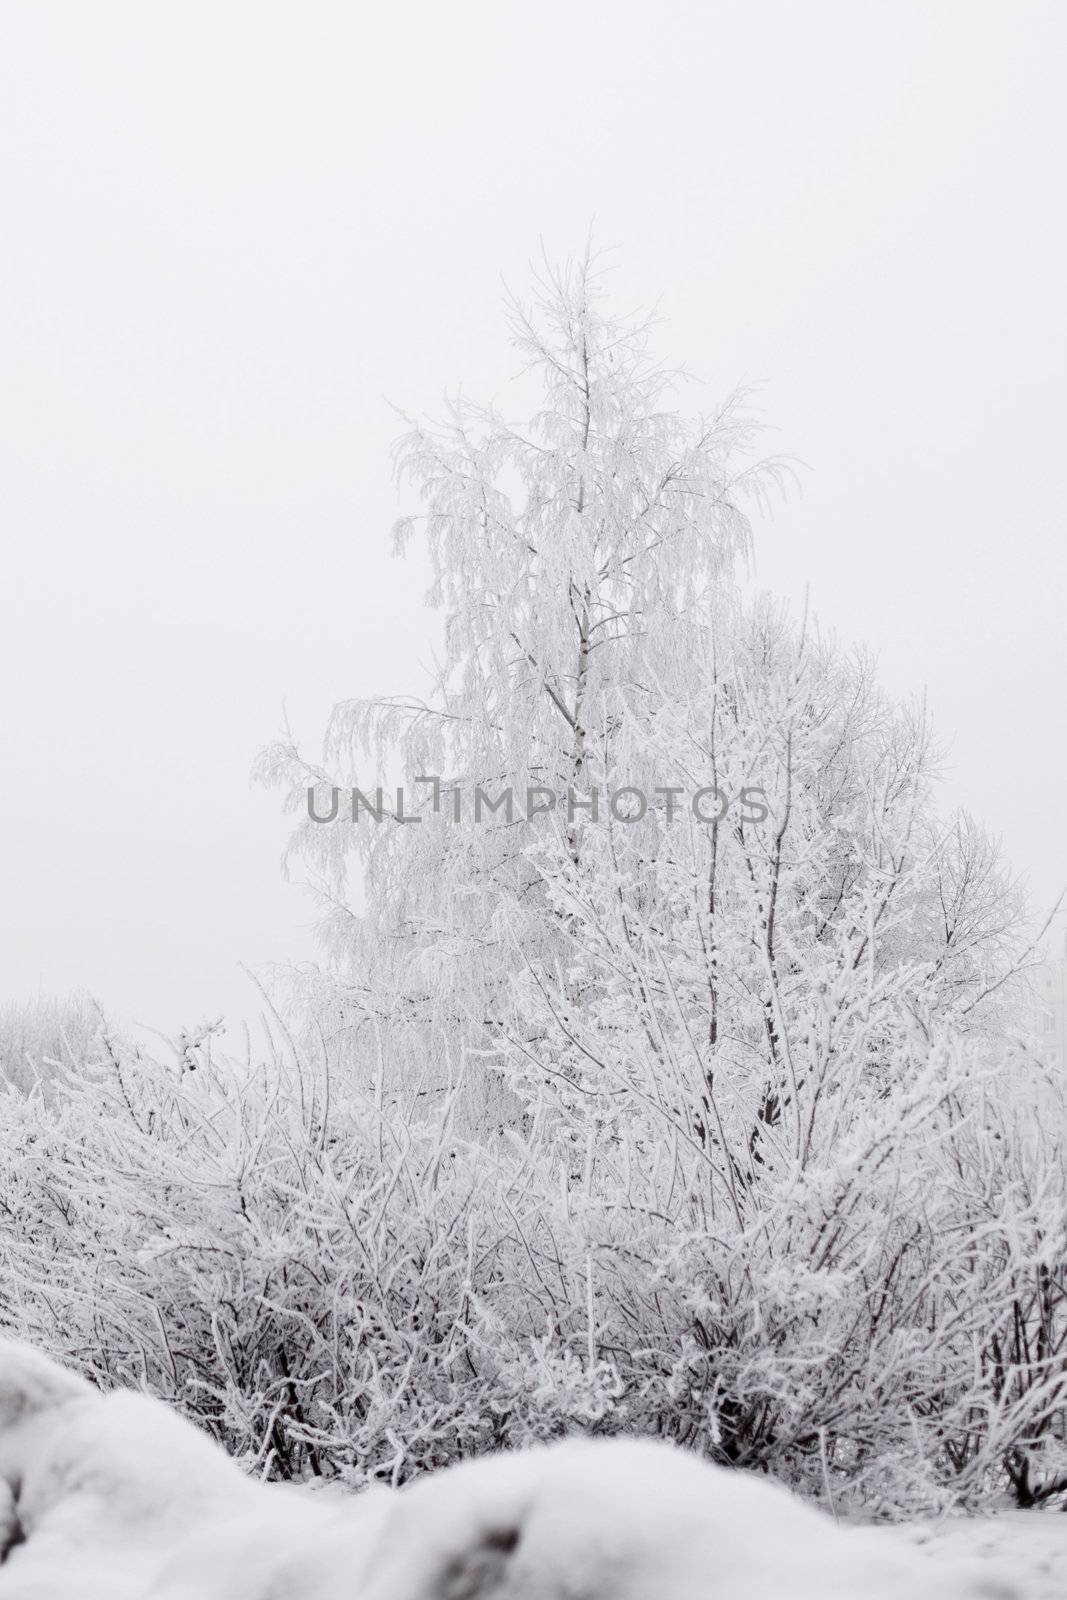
xmin=258 ymin=254 xmax=1024 ymax=1140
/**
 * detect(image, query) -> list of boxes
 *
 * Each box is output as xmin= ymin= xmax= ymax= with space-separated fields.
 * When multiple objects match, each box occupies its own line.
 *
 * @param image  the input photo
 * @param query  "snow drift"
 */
xmin=0 ymin=1339 xmax=1015 ymax=1599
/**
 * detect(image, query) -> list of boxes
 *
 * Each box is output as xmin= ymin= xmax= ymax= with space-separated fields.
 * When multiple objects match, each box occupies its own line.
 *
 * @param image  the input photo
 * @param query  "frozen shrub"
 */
xmin=0 ymin=1017 xmax=1065 ymax=1513
xmin=0 ymin=990 xmax=104 ymax=1095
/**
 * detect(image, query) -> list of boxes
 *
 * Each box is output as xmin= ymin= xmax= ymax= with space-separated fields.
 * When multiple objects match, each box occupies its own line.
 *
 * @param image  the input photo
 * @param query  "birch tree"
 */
xmin=258 ymin=254 xmax=1024 ymax=1140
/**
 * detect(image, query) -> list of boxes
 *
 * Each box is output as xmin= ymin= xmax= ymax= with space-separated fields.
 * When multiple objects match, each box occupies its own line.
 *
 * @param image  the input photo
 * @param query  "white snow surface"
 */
xmin=883 ymin=1513 xmax=1066 ymax=1600
xmin=0 ymin=1338 xmax=1042 ymax=1598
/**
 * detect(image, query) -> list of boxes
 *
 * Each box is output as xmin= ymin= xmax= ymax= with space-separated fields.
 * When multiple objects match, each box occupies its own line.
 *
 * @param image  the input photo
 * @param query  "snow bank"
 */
xmin=0 ymin=1339 xmax=1018 ymax=1599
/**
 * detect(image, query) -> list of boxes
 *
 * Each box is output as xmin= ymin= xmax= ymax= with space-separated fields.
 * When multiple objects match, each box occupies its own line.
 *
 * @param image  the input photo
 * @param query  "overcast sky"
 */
xmin=2 ymin=1 xmax=1065 ymax=1038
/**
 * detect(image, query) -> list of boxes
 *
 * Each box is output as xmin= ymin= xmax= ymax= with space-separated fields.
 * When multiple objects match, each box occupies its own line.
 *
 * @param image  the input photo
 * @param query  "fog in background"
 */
xmin=2 ymin=1 xmax=1064 ymax=1037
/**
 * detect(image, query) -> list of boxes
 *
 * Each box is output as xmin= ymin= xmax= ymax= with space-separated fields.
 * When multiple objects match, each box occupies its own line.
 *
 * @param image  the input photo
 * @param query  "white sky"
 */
xmin=2 ymin=1 xmax=1065 ymax=1038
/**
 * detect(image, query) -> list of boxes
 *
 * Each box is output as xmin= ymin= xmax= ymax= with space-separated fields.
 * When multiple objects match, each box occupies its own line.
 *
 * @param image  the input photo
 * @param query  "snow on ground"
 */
xmin=2 ymin=1336 xmax=1064 ymax=1598
xmin=881 ymin=1510 xmax=1067 ymax=1600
